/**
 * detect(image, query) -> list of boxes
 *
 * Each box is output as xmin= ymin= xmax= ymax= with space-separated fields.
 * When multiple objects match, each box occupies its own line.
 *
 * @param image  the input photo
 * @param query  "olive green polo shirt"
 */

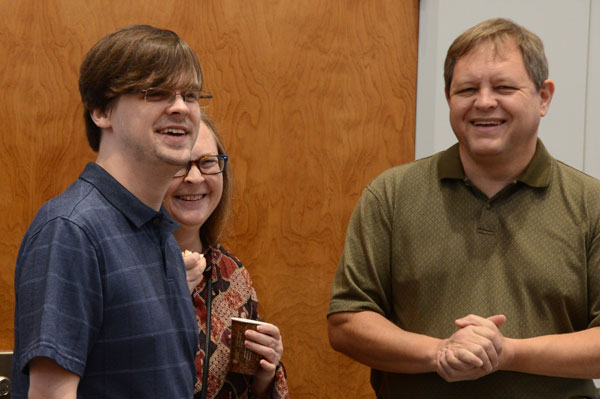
xmin=329 ymin=140 xmax=600 ymax=398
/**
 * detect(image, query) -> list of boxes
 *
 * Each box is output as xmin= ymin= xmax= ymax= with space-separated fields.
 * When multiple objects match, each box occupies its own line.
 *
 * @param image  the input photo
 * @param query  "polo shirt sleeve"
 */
xmin=328 ymin=182 xmax=393 ymax=318
xmin=14 ymin=217 xmax=103 ymax=377
xmin=589 ymin=213 xmax=600 ymax=329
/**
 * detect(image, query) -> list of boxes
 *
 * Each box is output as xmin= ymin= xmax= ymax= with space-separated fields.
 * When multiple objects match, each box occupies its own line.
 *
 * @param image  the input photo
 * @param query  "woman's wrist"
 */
xmin=250 ymin=365 xmax=278 ymax=398
xmin=250 ymin=380 xmax=272 ymax=399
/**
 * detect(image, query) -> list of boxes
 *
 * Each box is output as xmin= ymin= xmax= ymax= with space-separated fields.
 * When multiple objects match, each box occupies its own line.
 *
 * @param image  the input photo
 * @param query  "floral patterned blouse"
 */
xmin=192 ymin=244 xmax=289 ymax=399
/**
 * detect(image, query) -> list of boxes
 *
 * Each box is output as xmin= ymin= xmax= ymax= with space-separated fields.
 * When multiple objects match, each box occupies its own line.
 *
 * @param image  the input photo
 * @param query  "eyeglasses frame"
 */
xmin=128 ymin=87 xmax=213 ymax=108
xmin=173 ymin=154 xmax=229 ymax=178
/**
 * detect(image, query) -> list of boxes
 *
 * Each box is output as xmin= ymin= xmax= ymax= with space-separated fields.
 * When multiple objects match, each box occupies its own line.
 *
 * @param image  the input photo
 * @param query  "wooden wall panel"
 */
xmin=0 ymin=1 xmax=418 ymax=397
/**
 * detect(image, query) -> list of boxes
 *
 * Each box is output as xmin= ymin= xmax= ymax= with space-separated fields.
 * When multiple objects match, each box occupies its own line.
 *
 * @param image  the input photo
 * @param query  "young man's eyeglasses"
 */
xmin=173 ymin=154 xmax=228 ymax=178
xmin=131 ymin=88 xmax=212 ymax=108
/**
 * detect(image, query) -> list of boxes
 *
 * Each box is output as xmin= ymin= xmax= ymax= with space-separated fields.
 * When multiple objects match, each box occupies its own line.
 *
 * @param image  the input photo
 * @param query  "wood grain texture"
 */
xmin=0 ymin=1 xmax=418 ymax=396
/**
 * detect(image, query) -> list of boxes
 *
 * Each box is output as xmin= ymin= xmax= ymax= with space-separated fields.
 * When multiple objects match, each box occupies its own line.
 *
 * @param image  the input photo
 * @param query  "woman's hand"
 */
xmin=182 ymin=250 xmax=206 ymax=293
xmin=245 ymin=323 xmax=283 ymax=396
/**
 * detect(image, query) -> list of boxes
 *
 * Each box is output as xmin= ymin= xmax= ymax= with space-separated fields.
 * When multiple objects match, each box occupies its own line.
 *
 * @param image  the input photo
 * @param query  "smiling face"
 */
xmin=447 ymin=38 xmax=553 ymax=167
xmin=163 ymin=121 xmax=223 ymax=232
xmin=98 ymin=84 xmax=201 ymax=170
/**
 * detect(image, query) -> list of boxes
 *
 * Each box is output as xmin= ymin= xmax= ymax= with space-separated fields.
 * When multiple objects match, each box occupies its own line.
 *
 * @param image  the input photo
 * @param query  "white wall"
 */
xmin=416 ymin=0 xmax=599 ymax=179
xmin=415 ymin=0 xmax=600 ymax=388
xmin=585 ymin=1 xmax=600 ymax=177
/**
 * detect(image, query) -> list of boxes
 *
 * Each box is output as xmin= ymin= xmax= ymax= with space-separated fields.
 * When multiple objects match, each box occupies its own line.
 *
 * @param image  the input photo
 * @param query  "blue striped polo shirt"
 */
xmin=12 ymin=162 xmax=198 ymax=398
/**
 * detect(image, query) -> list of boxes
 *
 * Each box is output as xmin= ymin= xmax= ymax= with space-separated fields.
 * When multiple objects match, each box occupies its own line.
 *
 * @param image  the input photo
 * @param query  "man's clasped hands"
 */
xmin=436 ymin=314 xmax=510 ymax=382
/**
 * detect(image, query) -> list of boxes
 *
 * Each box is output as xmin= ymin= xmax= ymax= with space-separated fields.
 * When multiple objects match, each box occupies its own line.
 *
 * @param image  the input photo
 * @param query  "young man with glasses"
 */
xmin=12 ymin=25 xmax=210 ymax=398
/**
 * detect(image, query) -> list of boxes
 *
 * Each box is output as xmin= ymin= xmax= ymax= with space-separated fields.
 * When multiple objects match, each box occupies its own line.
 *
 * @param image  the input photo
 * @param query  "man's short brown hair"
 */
xmin=79 ymin=25 xmax=204 ymax=151
xmin=444 ymin=18 xmax=548 ymax=96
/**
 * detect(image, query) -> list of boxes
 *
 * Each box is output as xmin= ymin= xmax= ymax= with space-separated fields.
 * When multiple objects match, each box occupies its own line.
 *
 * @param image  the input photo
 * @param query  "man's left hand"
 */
xmin=436 ymin=314 xmax=507 ymax=382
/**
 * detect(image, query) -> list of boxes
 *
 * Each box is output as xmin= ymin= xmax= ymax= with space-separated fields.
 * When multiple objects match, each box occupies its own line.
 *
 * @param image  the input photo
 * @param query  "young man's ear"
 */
xmin=90 ymin=108 xmax=112 ymax=129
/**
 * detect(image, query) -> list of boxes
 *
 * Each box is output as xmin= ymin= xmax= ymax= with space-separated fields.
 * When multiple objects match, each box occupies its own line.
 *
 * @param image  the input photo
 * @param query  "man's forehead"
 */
xmin=142 ymin=70 xmax=202 ymax=90
xmin=451 ymin=39 xmax=529 ymax=87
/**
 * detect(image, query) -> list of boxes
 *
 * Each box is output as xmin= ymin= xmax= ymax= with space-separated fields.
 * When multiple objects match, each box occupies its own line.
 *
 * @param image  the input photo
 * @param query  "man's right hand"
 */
xmin=435 ymin=314 xmax=506 ymax=382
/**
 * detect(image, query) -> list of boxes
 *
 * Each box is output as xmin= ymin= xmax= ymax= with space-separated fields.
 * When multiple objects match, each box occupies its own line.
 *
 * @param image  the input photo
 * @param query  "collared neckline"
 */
xmin=437 ymin=139 xmax=552 ymax=188
xmin=78 ymin=162 xmax=178 ymax=232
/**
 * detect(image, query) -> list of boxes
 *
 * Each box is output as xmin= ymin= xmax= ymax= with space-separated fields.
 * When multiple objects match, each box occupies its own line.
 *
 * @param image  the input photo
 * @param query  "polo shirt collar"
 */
xmin=437 ymin=139 xmax=552 ymax=188
xmin=79 ymin=162 xmax=178 ymax=231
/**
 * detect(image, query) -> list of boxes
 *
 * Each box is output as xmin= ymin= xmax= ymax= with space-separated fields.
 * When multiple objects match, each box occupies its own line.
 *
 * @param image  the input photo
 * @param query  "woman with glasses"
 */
xmin=163 ymin=111 xmax=289 ymax=399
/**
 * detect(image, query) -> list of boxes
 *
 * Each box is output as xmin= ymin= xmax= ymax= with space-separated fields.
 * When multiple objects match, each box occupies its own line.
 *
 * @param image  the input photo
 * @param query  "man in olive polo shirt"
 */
xmin=328 ymin=18 xmax=600 ymax=398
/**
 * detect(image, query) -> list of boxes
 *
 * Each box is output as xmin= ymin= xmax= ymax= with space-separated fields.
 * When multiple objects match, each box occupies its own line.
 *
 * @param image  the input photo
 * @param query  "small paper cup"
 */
xmin=229 ymin=317 xmax=268 ymax=374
